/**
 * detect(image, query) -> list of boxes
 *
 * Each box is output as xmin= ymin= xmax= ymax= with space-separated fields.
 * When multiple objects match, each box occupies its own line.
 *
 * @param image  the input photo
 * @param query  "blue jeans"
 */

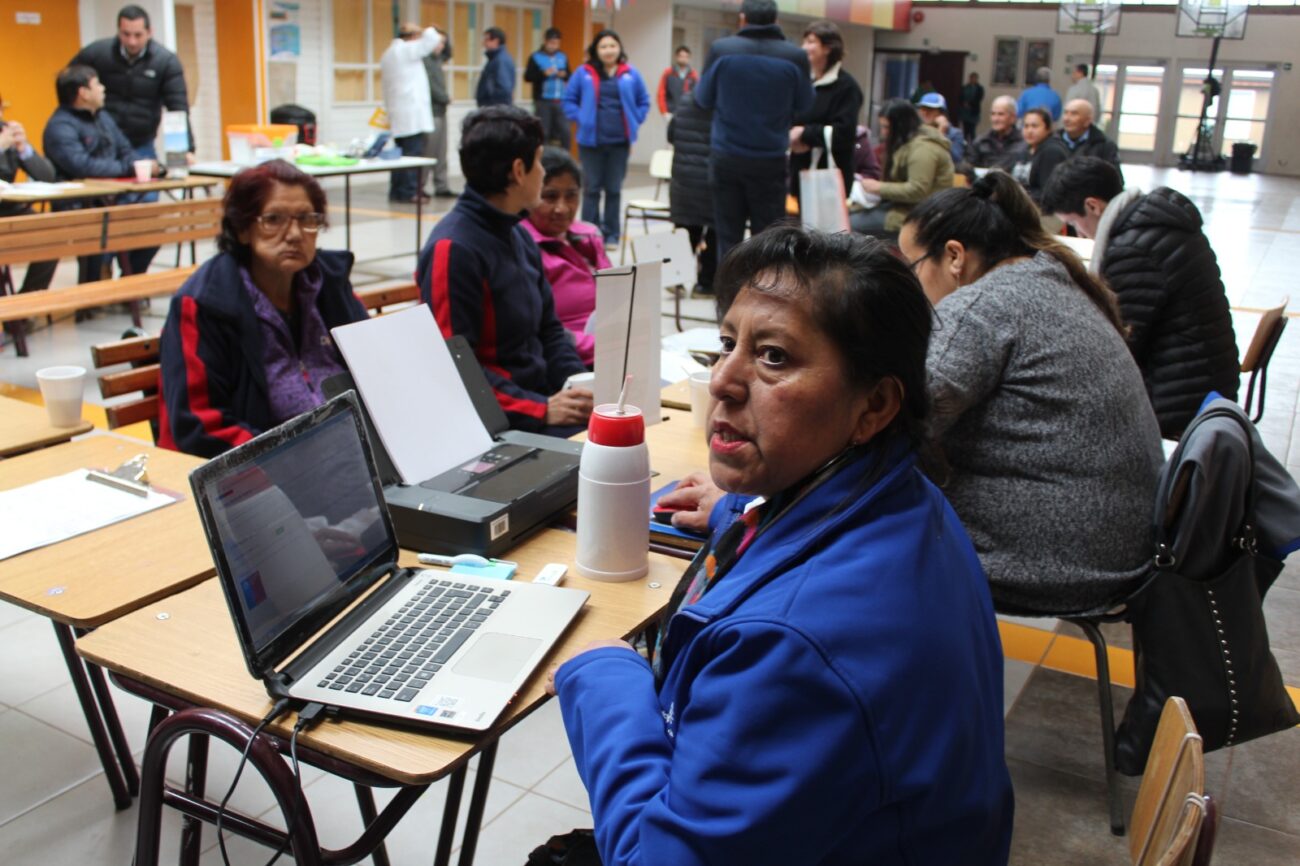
xmin=579 ymin=144 xmax=629 ymax=243
xmin=389 ymin=132 xmax=426 ymax=200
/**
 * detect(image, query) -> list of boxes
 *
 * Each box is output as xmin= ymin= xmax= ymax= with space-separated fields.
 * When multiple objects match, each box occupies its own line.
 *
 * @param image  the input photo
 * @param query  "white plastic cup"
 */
xmin=133 ymin=159 xmax=153 ymax=182
xmin=35 ymin=366 xmax=86 ymax=428
xmin=564 ymin=371 xmax=596 ymax=391
xmin=688 ymin=369 xmax=712 ymax=429
xmin=575 ymin=404 xmax=650 ymax=582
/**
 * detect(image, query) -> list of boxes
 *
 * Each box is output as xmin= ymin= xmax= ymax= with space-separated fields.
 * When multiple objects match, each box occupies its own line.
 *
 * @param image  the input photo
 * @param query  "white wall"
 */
xmin=875 ymin=6 xmax=1300 ymax=176
xmin=608 ymin=1 xmax=675 ymax=166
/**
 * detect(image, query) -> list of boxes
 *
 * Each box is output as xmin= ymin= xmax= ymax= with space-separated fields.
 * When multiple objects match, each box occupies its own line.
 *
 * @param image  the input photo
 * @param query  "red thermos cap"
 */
xmin=587 ymin=403 xmax=645 ymax=447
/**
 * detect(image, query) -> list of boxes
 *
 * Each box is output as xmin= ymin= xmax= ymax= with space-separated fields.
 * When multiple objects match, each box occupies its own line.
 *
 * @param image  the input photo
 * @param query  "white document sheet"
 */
xmin=591 ymin=262 xmax=662 ymax=426
xmin=0 ymin=470 xmax=179 ymax=561
xmin=331 ymin=305 xmax=494 ymax=484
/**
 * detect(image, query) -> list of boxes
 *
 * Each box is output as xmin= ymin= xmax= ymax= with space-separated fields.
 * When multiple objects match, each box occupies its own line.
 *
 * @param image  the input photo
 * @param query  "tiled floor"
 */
xmin=1 ymin=166 xmax=1299 ymax=864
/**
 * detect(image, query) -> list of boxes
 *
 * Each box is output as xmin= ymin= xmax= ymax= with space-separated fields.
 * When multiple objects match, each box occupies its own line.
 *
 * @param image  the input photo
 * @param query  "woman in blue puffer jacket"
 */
xmin=562 ymin=29 xmax=650 ymax=247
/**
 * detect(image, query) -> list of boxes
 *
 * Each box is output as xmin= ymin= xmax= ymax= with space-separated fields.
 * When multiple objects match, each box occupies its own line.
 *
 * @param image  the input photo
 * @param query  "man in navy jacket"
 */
xmin=476 ymin=27 xmax=516 ymax=107
xmin=694 ymin=0 xmax=813 ymax=262
xmin=416 ymin=106 xmax=590 ymax=435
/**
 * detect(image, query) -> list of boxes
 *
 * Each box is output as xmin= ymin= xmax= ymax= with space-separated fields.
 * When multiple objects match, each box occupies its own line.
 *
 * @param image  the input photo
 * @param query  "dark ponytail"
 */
xmin=904 ymin=170 xmax=1126 ymax=335
xmin=880 ymin=99 xmax=922 ymax=182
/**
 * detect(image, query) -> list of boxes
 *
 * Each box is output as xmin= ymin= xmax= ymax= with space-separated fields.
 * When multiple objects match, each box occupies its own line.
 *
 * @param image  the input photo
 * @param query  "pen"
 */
xmin=418 ymin=552 xmax=516 ymax=569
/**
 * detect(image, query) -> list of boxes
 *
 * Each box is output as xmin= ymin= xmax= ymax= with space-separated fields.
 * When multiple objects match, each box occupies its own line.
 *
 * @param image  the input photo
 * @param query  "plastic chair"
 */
xmin=1130 ymin=697 xmax=1212 ymax=866
xmin=619 ymin=149 xmax=675 ymax=263
xmin=1240 ymin=297 xmax=1288 ymax=423
xmin=630 ymin=229 xmax=698 ymax=332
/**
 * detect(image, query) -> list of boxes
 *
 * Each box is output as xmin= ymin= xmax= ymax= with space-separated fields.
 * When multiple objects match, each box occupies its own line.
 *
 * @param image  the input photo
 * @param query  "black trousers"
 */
xmin=684 ymin=224 xmax=717 ymax=291
xmin=535 ymin=99 xmax=570 ymax=149
xmin=708 ymin=153 xmax=788 ymax=264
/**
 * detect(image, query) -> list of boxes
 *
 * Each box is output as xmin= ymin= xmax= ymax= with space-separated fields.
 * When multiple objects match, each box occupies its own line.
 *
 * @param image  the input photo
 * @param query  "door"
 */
xmin=917 ymin=51 xmax=968 ymax=119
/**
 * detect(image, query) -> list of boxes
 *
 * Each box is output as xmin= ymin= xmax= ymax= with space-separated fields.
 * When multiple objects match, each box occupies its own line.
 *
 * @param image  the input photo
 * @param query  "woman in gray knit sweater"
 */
xmin=900 ymin=172 xmax=1164 ymax=613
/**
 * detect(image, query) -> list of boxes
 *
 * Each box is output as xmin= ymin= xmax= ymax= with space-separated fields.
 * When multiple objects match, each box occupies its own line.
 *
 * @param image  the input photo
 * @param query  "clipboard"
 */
xmin=0 ymin=454 xmax=182 ymax=561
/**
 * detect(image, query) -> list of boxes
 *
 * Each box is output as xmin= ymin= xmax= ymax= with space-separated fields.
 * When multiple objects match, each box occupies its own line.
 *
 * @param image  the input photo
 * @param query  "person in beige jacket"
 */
xmin=852 ymin=98 xmax=954 ymax=238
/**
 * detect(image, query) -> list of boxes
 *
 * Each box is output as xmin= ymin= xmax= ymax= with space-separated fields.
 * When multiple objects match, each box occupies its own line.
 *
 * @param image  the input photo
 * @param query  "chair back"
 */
xmin=90 ymin=333 xmax=161 ymax=433
xmin=630 ymin=229 xmax=696 ymax=291
xmin=648 ymin=149 xmax=674 ymax=181
xmin=1130 ymin=697 xmax=1207 ymax=866
xmin=1240 ymin=298 xmax=1288 ymax=373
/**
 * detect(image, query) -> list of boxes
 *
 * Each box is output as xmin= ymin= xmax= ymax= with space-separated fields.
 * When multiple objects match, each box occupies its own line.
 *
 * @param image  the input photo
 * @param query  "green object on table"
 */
xmin=296 ymin=154 xmax=359 ymax=167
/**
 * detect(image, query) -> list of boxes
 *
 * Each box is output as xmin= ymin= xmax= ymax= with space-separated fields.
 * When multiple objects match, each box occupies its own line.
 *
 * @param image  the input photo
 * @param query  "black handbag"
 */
xmin=1114 ymin=407 xmax=1300 ymax=776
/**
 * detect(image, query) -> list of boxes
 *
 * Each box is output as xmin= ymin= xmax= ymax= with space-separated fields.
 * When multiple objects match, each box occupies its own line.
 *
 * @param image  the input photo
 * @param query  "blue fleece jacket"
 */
xmin=563 ymin=63 xmax=650 ymax=149
xmin=694 ymin=24 xmax=814 ymax=160
xmin=556 ymin=445 xmax=1015 ymax=866
xmin=476 ymin=46 xmax=516 ymax=107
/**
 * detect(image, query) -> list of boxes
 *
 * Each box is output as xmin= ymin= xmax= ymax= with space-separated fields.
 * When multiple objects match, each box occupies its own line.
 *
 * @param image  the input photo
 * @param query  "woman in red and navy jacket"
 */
xmin=416 ymin=107 xmax=591 ymax=436
xmin=562 ymin=29 xmax=650 ymax=247
xmin=158 ymin=160 xmax=366 ymax=457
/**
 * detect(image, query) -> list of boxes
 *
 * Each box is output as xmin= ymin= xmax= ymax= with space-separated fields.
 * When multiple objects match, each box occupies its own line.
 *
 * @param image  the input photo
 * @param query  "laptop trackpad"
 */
xmin=453 ymin=633 xmax=543 ymax=683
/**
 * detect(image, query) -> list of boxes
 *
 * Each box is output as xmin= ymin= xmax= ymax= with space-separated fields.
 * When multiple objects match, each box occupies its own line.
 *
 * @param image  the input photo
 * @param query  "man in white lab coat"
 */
xmin=381 ymin=22 xmax=445 ymax=203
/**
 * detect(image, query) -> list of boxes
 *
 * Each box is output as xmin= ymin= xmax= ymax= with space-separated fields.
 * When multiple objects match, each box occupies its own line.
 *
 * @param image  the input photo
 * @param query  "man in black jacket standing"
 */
xmin=695 ymin=0 xmax=813 ymax=263
xmin=70 ymin=5 xmax=191 ymax=165
xmin=1042 ymin=157 xmax=1238 ymax=438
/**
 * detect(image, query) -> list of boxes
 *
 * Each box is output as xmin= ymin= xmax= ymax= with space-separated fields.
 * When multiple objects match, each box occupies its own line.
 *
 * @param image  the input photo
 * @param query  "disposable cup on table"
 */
xmin=36 ymin=365 xmax=87 ymax=428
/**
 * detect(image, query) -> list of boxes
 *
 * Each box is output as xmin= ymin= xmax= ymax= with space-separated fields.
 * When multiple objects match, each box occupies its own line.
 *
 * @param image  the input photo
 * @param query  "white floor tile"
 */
xmin=470 ymin=790 xmax=593 ymax=866
xmin=0 ymin=709 xmax=104 ymax=825
xmin=17 ymin=679 xmax=156 ymax=756
xmin=489 ymin=699 xmax=574 ymax=790
xmin=0 ymin=617 xmax=73 ymax=707
xmin=533 ymin=757 xmax=591 ymax=813
xmin=1003 ymin=659 xmax=1036 ymax=717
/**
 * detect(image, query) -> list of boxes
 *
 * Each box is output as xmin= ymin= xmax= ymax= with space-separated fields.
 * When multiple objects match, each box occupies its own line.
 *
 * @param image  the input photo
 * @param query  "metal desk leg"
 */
xmin=179 ymin=734 xmax=209 ymax=866
xmin=345 ymin=175 xmax=352 ymax=250
xmin=457 ymin=741 xmax=498 ymax=866
xmin=80 ymin=646 xmax=141 ymax=795
xmin=53 ymin=622 xmax=132 ymax=809
xmin=433 ymin=764 xmax=468 ymax=866
xmin=353 ymin=784 xmax=391 ymax=866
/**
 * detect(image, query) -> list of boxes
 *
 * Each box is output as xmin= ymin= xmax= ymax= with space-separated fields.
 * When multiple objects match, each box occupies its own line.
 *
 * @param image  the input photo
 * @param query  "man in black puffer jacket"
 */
xmin=1043 ymin=157 xmax=1238 ymax=439
xmin=69 ymin=5 xmax=191 ymax=158
xmin=666 ymin=92 xmax=715 ymax=297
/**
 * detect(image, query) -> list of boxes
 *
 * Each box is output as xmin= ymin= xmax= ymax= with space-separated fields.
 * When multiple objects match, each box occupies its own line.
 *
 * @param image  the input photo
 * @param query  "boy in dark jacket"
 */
xmin=416 ymin=106 xmax=590 ymax=435
xmin=476 ymin=27 xmax=516 ymax=107
xmin=524 ymin=28 xmax=570 ymax=147
xmin=1042 ymin=157 xmax=1238 ymax=438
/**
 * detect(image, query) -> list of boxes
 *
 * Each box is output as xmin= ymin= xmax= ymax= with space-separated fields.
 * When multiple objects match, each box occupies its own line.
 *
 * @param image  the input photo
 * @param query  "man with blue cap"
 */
xmin=915 ymin=91 xmax=965 ymax=164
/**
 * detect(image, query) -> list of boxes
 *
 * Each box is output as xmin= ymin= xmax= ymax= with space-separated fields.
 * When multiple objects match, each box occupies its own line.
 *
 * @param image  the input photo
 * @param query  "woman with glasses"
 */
xmin=158 ymin=159 xmax=367 ymax=457
xmin=899 ymin=171 xmax=1162 ymax=613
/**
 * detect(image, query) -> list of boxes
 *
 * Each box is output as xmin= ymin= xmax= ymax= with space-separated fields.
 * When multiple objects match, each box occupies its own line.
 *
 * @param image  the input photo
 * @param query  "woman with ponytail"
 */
xmin=901 ymin=171 xmax=1163 ymax=614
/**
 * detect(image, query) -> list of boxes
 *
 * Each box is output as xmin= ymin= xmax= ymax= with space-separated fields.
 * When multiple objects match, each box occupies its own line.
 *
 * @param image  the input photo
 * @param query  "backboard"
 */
xmin=1176 ymin=0 xmax=1248 ymax=40
xmin=1057 ymin=2 xmax=1123 ymax=36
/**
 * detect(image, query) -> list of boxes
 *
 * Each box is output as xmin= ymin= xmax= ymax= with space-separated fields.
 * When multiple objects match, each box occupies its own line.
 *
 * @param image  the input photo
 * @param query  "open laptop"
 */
xmin=189 ymin=391 xmax=589 ymax=732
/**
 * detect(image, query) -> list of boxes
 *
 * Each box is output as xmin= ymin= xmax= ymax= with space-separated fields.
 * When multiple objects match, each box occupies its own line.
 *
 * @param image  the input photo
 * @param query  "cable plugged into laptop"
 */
xmin=294 ymin=701 xmax=330 ymax=732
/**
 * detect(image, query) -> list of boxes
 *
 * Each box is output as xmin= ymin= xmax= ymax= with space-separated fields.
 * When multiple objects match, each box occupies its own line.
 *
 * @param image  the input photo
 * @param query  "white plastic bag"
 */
xmin=798 ymin=127 xmax=850 ymax=234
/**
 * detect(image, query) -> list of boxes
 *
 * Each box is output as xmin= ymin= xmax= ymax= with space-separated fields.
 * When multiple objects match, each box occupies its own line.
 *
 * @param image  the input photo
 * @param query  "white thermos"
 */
xmin=575 ymin=402 xmax=650 ymax=581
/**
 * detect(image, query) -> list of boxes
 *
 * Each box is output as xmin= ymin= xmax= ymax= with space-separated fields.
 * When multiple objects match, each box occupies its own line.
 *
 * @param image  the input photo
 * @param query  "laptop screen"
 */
xmin=194 ymin=397 xmax=392 ymax=667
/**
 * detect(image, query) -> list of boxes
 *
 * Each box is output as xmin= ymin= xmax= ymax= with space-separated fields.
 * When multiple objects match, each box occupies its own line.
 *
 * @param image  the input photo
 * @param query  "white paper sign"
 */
xmin=591 ymin=262 xmax=662 ymax=426
xmin=331 ymin=306 xmax=494 ymax=485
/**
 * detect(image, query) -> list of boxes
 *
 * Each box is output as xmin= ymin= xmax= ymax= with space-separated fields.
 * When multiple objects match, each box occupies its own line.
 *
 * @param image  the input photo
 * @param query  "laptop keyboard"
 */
xmin=316 ymin=578 xmax=512 ymax=703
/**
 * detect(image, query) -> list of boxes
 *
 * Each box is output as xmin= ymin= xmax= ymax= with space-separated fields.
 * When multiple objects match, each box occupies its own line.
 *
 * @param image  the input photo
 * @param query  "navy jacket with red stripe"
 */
xmin=416 ymin=185 xmax=585 ymax=432
xmin=157 ymin=249 xmax=366 ymax=457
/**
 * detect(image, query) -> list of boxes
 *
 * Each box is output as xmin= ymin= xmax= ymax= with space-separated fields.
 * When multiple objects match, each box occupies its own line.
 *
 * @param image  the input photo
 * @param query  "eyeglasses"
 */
xmin=255 ymin=212 xmax=326 ymax=233
xmin=906 ymin=252 xmax=932 ymax=273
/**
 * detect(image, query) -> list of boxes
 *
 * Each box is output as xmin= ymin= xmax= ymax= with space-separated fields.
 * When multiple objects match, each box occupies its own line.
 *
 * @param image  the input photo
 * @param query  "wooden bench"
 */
xmin=88 ymin=281 xmax=424 ymax=435
xmin=0 ymin=197 xmax=222 ymax=356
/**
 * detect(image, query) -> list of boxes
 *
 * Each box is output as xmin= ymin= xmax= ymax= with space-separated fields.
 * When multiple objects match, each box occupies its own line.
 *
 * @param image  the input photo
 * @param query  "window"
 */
xmin=420 ymin=1 xmax=484 ymax=101
xmin=1114 ymin=65 xmax=1164 ymax=152
xmin=1173 ymin=67 xmax=1223 ymax=157
xmin=1172 ymin=66 xmax=1274 ymax=158
xmin=333 ymin=0 xmax=396 ymax=104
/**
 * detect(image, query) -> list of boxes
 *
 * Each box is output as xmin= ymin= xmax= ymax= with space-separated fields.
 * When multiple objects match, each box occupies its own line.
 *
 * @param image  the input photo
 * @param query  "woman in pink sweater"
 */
xmin=522 ymin=147 xmax=610 ymax=367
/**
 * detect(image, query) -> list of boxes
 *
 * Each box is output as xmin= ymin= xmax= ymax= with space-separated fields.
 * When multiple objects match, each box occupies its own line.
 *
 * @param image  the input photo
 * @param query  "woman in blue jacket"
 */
xmin=547 ymin=227 xmax=1015 ymax=865
xmin=562 ymin=29 xmax=650 ymax=247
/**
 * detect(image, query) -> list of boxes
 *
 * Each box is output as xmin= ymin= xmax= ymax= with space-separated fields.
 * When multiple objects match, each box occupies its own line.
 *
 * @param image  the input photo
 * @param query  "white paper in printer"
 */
xmin=331 ymin=305 xmax=494 ymax=484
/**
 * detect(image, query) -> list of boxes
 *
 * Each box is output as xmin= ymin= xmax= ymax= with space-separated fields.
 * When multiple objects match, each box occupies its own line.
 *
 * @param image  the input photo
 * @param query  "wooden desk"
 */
xmin=0 ymin=436 xmax=211 ymax=809
xmin=0 ymin=394 xmax=93 ymax=457
xmin=87 ymin=176 xmax=221 ymax=197
xmin=645 ymin=408 xmax=709 ymax=484
xmin=191 ymin=157 xmax=437 ymax=253
xmin=661 ymin=379 xmax=691 ymax=412
xmin=78 ymin=531 xmax=681 ymax=864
